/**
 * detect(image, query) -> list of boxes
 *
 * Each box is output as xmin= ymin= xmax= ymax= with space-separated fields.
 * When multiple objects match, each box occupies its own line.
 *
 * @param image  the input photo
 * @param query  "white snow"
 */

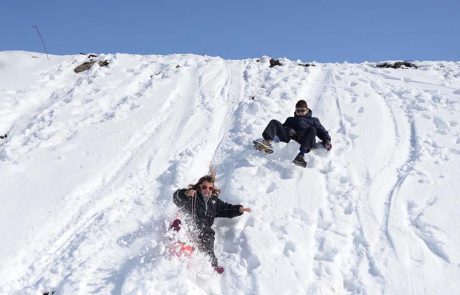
xmin=1 ymin=51 xmax=460 ymax=295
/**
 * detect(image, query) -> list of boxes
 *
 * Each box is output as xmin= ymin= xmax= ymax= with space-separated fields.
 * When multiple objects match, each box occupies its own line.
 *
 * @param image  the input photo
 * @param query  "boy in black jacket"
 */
xmin=254 ymin=100 xmax=332 ymax=167
xmin=172 ymin=175 xmax=251 ymax=273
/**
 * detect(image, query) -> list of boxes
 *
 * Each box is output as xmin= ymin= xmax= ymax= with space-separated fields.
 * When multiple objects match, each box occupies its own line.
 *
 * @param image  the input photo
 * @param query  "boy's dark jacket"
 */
xmin=284 ymin=110 xmax=331 ymax=142
xmin=173 ymin=189 xmax=242 ymax=230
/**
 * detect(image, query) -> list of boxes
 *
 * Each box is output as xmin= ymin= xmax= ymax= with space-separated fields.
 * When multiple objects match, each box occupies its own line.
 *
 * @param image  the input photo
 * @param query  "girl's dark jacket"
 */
xmin=284 ymin=110 xmax=331 ymax=143
xmin=173 ymin=189 xmax=243 ymax=231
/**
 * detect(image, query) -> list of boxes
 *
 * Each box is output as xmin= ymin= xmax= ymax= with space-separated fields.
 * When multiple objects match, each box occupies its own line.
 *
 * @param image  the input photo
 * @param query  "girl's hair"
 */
xmin=188 ymin=175 xmax=220 ymax=196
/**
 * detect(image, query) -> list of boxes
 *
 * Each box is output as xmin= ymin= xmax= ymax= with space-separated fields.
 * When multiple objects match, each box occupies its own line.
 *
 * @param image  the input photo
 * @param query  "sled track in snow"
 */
xmin=18 ymin=56 xmax=243 ymax=291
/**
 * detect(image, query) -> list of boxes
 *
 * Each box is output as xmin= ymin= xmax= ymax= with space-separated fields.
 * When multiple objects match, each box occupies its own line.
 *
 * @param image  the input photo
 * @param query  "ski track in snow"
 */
xmin=1 ymin=53 xmax=460 ymax=294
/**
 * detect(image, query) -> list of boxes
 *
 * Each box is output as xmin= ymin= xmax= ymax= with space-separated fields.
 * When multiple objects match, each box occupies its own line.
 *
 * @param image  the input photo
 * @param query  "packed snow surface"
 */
xmin=1 ymin=51 xmax=460 ymax=294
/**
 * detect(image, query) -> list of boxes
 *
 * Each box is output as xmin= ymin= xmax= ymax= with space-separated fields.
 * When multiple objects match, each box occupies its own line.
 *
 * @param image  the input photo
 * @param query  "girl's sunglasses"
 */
xmin=201 ymin=185 xmax=214 ymax=191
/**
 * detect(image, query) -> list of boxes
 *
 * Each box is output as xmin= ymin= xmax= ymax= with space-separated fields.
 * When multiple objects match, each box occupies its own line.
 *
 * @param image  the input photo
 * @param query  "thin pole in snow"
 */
xmin=32 ymin=25 xmax=49 ymax=60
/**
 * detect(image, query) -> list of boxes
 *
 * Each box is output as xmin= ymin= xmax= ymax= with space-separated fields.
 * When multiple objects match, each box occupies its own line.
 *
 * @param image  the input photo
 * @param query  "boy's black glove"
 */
xmin=288 ymin=128 xmax=297 ymax=139
xmin=323 ymin=141 xmax=332 ymax=151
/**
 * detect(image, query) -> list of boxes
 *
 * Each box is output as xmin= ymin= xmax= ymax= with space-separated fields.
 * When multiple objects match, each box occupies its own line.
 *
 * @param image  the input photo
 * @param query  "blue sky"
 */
xmin=1 ymin=0 xmax=459 ymax=62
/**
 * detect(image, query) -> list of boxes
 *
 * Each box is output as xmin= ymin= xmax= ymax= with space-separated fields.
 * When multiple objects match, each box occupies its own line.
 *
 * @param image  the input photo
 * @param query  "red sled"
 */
xmin=167 ymin=218 xmax=195 ymax=257
xmin=168 ymin=241 xmax=195 ymax=257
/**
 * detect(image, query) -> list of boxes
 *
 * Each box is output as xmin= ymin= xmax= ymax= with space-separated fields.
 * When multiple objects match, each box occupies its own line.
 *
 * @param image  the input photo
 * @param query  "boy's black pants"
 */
xmin=262 ymin=119 xmax=317 ymax=151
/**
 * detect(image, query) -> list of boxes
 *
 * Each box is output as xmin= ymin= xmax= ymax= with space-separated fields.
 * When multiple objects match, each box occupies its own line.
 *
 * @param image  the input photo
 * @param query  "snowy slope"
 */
xmin=1 ymin=51 xmax=460 ymax=295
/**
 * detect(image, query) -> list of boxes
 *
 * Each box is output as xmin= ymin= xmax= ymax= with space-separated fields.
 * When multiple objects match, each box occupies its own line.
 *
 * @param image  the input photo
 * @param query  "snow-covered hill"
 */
xmin=1 ymin=51 xmax=460 ymax=295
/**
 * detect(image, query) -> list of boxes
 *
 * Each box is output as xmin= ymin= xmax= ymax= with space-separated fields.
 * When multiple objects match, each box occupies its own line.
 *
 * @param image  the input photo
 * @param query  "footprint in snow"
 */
xmin=343 ymin=202 xmax=353 ymax=215
xmin=314 ymin=238 xmax=338 ymax=262
xmin=308 ymin=156 xmax=318 ymax=168
xmin=344 ymin=115 xmax=357 ymax=127
xmin=246 ymin=255 xmax=261 ymax=271
xmin=293 ymin=208 xmax=310 ymax=223
xmin=339 ymin=176 xmax=348 ymax=184
xmin=266 ymin=182 xmax=278 ymax=193
xmin=433 ymin=116 xmax=449 ymax=131
xmin=283 ymin=241 xmax=296 ymax=256
xmin=333 ymin=147 xmax=346 ymax=156
xmin=319 ymin=161 xmax=333 ymax=174
xmin=349 ymin=133 xmax=359 ymax=140
xmin=245 ymin=216 xmax=255 ymax=227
